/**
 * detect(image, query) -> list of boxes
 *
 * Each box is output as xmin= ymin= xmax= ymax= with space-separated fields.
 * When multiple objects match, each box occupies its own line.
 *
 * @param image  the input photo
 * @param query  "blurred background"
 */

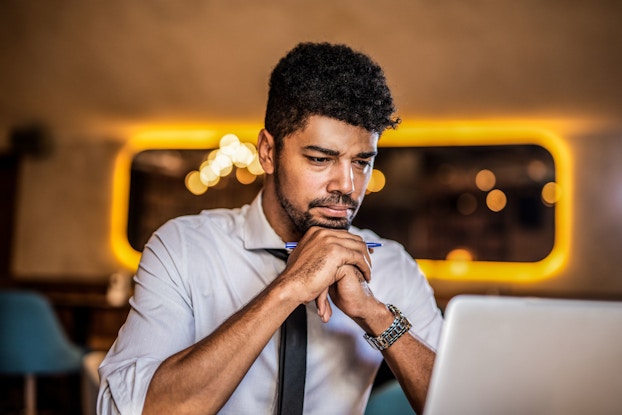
xmin=1 ymin=1 xmax=622 ymax=413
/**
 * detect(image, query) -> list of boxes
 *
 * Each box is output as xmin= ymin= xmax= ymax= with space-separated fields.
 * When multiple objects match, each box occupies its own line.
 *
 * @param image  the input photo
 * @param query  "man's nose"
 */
xmin=327 ymin=163 xmax=354 ymax=195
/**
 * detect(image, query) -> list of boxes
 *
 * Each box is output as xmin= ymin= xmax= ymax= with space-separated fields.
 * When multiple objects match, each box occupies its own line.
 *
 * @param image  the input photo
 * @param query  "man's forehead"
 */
xmin=287 ymin=116 xmax=379 ymax=152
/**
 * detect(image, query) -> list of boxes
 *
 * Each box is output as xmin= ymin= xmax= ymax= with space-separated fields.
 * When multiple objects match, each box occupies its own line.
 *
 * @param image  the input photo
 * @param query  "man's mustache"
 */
xmin=308 ymin=194 xmax=359 ymax=211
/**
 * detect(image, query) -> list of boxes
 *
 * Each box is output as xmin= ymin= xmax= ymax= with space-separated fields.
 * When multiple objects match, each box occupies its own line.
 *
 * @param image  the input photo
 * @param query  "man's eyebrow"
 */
xmin=303 ymin=145 xmax=378 ymax=159
xmin=357 ymin=151 xmax=378 ymax=159
xmin=303 ymin=145 xmax=339 ymax=156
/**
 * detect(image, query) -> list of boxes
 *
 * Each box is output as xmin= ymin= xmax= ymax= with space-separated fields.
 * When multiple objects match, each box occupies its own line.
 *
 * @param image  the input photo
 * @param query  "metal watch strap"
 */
xmin=363 ymin=304 xmax=412 ymax=351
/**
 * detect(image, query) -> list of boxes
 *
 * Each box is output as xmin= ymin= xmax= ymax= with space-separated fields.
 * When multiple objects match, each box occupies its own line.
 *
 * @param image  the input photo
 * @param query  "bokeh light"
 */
xmin=185 ymin=171 xmax=207 ymax=195
xmin=457 ymin=193 xmax=478 ymax=215
xmin=446 ymin=248 xmax=475 ymax=275
xmin=475 ymin=169 xmax=496 ymax=191
xmin=527 ymin=159 xmax=548 ymax=182
xmin=236 ymin=167 xmax=257 ymax=185
xmin=542 ymin=182 xmax=562 ymax=206
xmin=366 ymin=169 xmax=386 ymax=193
xmin=486 ymin=189 xmax=507 ymax=212
xmin=188 ymin=134 xmax=265 ymax=194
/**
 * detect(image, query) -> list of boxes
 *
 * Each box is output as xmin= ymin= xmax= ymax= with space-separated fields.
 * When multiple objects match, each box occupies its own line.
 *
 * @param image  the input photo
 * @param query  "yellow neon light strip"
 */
xmin=111 ymin=121 xmax=572 ymax=283
xmin=382 ymin=122 xmax=573 ymax=282
xmin=110 ymin=125 xmax=260 ymax=269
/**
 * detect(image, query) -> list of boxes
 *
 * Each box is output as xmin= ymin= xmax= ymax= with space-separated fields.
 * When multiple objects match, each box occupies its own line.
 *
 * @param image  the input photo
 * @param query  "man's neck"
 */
xmin=261 ymin=184 xmax=300 ymax=243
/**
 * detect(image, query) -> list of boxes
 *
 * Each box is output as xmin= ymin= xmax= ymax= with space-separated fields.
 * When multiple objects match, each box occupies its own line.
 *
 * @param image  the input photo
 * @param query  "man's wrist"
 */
xmin=354 ymin=301 xmax=394 ymax=335
xmin=363 ymin=304 xmax=412 ymax=351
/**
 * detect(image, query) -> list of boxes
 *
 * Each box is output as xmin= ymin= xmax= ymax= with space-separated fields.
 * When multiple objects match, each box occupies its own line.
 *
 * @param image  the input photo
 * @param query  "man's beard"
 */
xmin=274 ymin=164 xmax=360 ymax=235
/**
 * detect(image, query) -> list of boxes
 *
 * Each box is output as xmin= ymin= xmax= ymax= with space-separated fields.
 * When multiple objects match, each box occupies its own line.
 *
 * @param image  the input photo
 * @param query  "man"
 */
xmin=98 ymin=42 xmax=443 ymax=415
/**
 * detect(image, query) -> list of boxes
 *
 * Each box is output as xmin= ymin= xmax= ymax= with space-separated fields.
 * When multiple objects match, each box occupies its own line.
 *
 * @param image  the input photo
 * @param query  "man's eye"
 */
xmin=354 ymin=159 xmax=372 ymax=168
xmin=308 ymin=156 xmax=330 ymax=163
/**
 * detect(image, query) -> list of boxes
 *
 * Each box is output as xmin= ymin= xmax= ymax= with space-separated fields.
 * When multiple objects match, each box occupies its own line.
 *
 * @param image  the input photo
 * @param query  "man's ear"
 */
xmin=257 ymin=128 xmax=276 ymax=175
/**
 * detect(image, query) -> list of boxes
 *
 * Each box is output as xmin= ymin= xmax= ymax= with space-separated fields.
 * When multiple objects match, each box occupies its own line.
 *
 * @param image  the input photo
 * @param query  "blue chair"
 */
xmin=365 ymin=379 xmax=417 ymax=415
xmin=0 ymin=290 xmax=84 ymax=415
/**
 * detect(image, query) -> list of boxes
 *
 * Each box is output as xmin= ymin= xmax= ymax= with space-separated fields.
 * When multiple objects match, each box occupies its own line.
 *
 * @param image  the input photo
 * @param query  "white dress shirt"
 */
xmin=98 ymin=192 xmax=443 ymax=415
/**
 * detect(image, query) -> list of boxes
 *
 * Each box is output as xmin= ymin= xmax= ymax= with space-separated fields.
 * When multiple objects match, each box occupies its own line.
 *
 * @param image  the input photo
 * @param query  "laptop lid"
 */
xmin=423 ymin=295 xmax=622 ymax=415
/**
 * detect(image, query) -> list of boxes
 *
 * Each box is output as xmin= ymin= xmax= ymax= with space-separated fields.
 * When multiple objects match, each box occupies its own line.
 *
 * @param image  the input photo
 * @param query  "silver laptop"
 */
xmin=423 ymin=295 xmax=622 ymax=415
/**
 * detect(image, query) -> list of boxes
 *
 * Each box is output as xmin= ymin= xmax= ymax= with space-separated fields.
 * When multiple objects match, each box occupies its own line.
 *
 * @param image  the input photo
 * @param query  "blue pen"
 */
xmin=285 ymin=241 xmax=382 ymax=249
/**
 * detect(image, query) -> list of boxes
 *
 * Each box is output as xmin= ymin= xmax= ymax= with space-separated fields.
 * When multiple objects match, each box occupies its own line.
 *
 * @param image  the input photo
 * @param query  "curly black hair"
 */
xmin=264 ymin=42 xmax=400 ymax=150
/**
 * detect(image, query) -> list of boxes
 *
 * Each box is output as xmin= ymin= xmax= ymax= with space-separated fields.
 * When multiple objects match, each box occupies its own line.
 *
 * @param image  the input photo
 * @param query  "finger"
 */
xmin=349 ymin=248 xmax=372 ymax=283
xmin=344 ymin=236 xmax=374 ymax=282
xmin=324 ymin=232 xmax=373 ymax=283
xmin=315 ymin=289 xmax=332 ymax=323
xmin=321 ymin=300 xmax=332 ymax=323
xmin=315 ymin=289 xmax=328 ymax=315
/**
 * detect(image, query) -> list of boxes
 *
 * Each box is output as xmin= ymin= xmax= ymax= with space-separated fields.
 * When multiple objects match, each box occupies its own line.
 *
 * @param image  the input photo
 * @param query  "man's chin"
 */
xmin=309 ymin=217 xmax=351 ymax=230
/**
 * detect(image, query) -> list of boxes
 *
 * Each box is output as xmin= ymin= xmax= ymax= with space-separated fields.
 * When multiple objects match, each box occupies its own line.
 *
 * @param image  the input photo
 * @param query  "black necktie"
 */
xmin=265 ymin=249 xmax=307 ymax=415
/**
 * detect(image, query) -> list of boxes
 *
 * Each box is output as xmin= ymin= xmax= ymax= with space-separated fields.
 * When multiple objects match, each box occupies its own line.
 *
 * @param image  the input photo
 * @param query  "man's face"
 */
xmin=273 ymin=115 xmax=378 ymax=235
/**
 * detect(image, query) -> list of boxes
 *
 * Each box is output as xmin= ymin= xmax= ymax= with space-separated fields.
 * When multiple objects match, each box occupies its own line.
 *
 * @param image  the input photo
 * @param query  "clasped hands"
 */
xmin=280 ymin=227 xmax=379 ymax=324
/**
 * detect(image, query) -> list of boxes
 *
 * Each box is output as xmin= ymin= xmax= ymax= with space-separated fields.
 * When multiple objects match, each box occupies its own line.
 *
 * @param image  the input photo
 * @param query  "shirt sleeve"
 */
xmin=404 ymin=265 xmax=444 ymax=352
xmin=97 ymin=221 xmax=196 ymax=414
xmin=367 ymin=237 xmax=444 ymax=351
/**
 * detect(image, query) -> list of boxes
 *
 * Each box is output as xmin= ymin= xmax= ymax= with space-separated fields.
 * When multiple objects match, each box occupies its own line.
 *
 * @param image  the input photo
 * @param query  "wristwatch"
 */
xmin=364 ymin=304 xmax=412 ymax=351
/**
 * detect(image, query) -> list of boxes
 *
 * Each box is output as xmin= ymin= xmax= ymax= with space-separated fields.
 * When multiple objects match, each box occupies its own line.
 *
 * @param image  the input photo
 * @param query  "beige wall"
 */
xmin=1 ymin=1 xmax=622 ymax=298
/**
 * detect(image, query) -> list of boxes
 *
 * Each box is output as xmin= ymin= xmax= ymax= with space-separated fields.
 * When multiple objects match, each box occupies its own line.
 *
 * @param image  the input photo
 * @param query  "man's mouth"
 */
xmin=313 ymin=205 xmax=353 ymax=218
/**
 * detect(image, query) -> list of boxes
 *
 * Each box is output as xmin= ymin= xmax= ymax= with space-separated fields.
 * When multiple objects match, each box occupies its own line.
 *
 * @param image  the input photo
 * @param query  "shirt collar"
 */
xmin=243 ymin=191 xmax=287 ymax=251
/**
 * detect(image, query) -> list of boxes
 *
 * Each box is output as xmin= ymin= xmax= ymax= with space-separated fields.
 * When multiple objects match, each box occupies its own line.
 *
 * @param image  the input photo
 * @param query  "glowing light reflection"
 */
xmin=476 ymin=169 xmax=496 ymax=191
xmin=111 ymin=121 xmax=572 ymax=284
xmin=185 ymin=171 xmax=207 ymax=195
xmin=486 ymin=189 xmax=507 ymax=212
xmin=367 ymin=169 xmax=386 ymax=193
xmin=542 ymin=182 xmax=562 ymax=206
